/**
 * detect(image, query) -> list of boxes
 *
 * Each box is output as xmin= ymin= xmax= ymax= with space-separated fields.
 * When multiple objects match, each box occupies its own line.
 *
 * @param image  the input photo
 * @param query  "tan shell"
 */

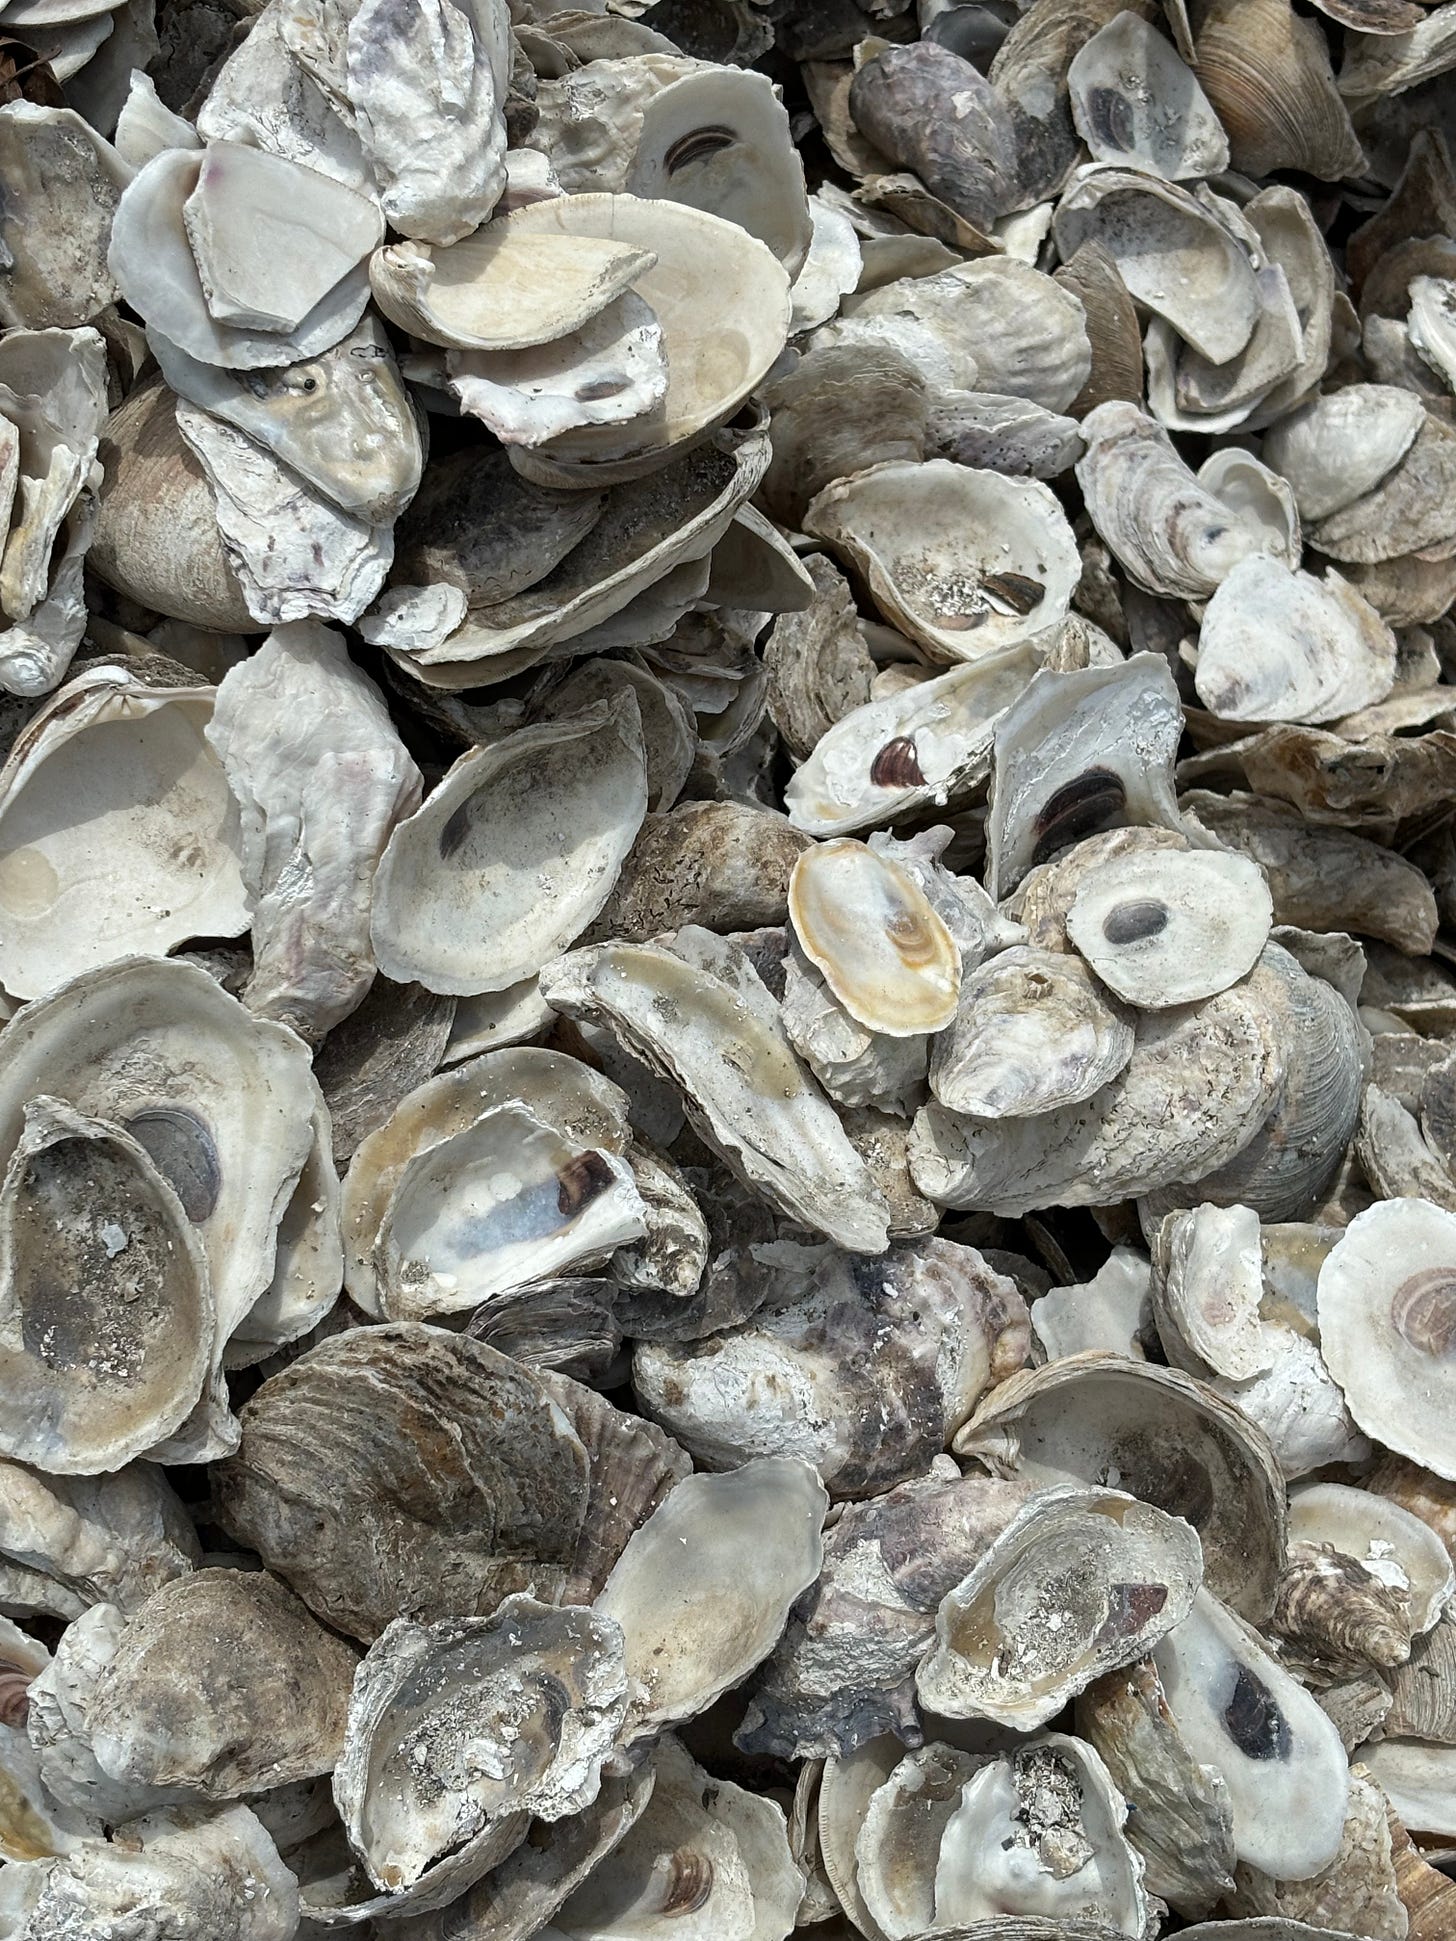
xmin=788 ymin=838 xmax=960 ymax=1036
xmin=1194 ymin=0 xmax=1364 ymax=179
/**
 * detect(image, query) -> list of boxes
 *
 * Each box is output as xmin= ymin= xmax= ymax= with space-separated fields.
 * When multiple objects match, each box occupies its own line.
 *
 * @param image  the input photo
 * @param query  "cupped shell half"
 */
xmin=916 ymin=1485 xmax=1203 ymax=1730
xmin=371 ymin=695 xmax=648 ymax=996
xmin=539 ymin=927 xmax=892 ymax=1253
xmin=334 ymin=1594 xmax=627 ymax=1902
xmin=594 ymin=1457 xmax=826 ymax=1738
xmin=803 ymin=459 xmax=1080 ymax=663
xmin=955 ymin=1353 xmax=1287 ymax=1621
xmin=0 ymin=1097 xmax=212 ymax=1473
xmin=1316 ymin=1195 xmax=1456 ymax=1480
xmin=788 ymin=837 xmax=960 ymax=1037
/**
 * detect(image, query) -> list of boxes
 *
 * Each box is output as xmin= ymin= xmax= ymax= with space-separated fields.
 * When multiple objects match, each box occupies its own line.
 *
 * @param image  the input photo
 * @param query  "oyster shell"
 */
xmin=955 ymin=1353 xmax=1287 ymax=1619
xmin=214 ymin=1322 xmax=688 ymax=1641
xmin=539 ymin=927 xmax=892 ymax=1252
xmin=930 ymin=944 xmax=1135 ymax=1117
xmin=1064 ymin=847 xmax=1273 ymax=1007
xmin=985 ymin=652 xmax=1185 ymax=897
xmin=0 ymin=1098 xmax=212 ymax=1473
xmin=334 ymin=1595 xmax=626 ymax=1902
xmin=1262 ymin=384 xmax=1425 ymax=524
xmin=917 ymin=1484 xmax=1203 ymax=1729
xmin=1317 ymin=1196 xmax=1456 ymax=1480
xmin=0 ymin=660 xmax=247 ymax=997
xmin=371 ymin=696 xmax=648 ymax=996
xmin=788 ymin=837 xmax=960 ymax=1037
xmin=0 ymin=1460 xmax=198 ymax=1621
xmin=848 ymin=42 xmax=1016 ymax=231
xmin=1068 ymin=12 xmax=1229 ymax=179
xmin=594 ymin=1457 xmax=826 ymax=1735
xmin=803 ymin=460 xmax=1081 ymax=664
xmin=632 ymin=1239 xmax=1029 ymax=1495
xmin=207 ymin=619 xmax=421 ymax=1042
xmin=1192 ymin=559 xmax=1399 ymax=726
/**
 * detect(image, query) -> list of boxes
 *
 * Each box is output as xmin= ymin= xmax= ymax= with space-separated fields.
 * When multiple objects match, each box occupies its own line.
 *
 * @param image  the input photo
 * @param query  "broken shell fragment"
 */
xmin=1290 ymin=1481 xmax=1456 ymax=1637
xmin=1069 ymin=14 xmax=1229 ymax=180
xmin=916 ymin=1485 xmax=1203 ymax=1730
xmin=788 ymin=837 xmax=960 ymax=1036
xmin=1064 ymin=848 xmax=1273 ymax=1007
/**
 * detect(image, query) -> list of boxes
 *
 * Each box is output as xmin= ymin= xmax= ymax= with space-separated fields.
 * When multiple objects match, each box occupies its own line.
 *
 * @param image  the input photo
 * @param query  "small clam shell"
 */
xmin=788 ymin=838 xmax=960 ymax=1037
xmin=1065 ymin=847 xmax=1273 ymax=1007
xmin=929 ymin=944 xmax=1134 ymax=1118
xmin=917 ymin=1484 xmax=1203 ymax=1730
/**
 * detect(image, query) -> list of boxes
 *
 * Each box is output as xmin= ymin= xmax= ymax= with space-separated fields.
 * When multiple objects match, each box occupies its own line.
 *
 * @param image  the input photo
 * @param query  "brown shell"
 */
xmin=1194 ymin=0 xmax=1365 ymax=181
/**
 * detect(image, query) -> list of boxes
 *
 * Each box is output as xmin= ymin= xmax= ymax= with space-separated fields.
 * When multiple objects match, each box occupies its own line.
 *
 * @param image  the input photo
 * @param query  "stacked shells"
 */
xmin=1 ymin=0 xmax=1456 ymax=1938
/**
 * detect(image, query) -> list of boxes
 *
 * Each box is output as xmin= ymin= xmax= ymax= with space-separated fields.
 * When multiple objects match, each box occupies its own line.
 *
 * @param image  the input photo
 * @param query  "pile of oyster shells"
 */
xmin=6 ymin=0 xmax=1456 ymax=1935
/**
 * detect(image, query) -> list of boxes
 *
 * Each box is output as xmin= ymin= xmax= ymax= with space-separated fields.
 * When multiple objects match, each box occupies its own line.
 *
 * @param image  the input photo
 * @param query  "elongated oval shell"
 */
xmin=788 ymin=838 xmax=960 ymax=1037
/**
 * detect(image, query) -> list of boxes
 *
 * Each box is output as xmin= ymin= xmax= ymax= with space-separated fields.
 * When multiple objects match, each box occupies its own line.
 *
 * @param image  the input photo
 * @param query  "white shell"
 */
xmin=985 ymin=653 xmax=1185 ymax=899
xmin=1261 ymin=384 xmax=1425 ymax=524
xmin=1149 ymin=1588 xmax=1349 ymax=1880
xmin=804 ymin=460 xmax=1080 ymax=664
xmin=108 ymin=143 xmax=380 ymax=369
xmin=539 ymin=927 xmax=891 ymax=1253
xmin=0 ymin=662 xmax=247 ymax=998
xmin=1065 ymin=847 xmax=1273 ymax=1007
xmin=207 ymin=619 xmax=421 ymax=1041
xmin=1289 ymin=1482 xmax=1455 ymax=1636
xmin=371 ymin=696 xmax=648 ymax=996
xmin=594 ymin=1458 xmax=826 ymax=1736
xmin=448 ymin=292 xmax=668 ymax=447
xmin=1316 ymin=1196 xmax=1456 ymax=1481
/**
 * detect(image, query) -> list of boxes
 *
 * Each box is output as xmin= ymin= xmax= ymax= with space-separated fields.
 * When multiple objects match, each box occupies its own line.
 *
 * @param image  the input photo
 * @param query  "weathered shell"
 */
xmin=784 ymin=644 xmax=1040 ymax=838
xmin=1292 ymin=1481 xmax=1456 ymax=1636
xmin=929 ymin=945 xmax=1134 ymax=1117
xmin=1194 ymin=0 xmax=1365 ymax=178
xmin=1361 ymin=1737 xmax=1456 ymax=1838
xmin=213 ymin=1322 xmax=689 ymax=1642
xmin=594 ymin=1457 xmax=826 ymax=1736
xmin=539 ymin=927 xmax=891 ymax=1252
xmin=371 ymin=696 xmax=647 ymax=996
xmin=788 ymin=838 xmax=960 ymax=1036
xmin=1053 ymin=168 xmax=1259 ymax=366
xmin=0 ymin=661 xmax=247 ymax=997
xmin=1075 ymin=401 xmax=1278 ymax=600
xmin=1069 ymin=12 xmax=1229 ymax=178
xmin=334 ymin=1595 xmax=626 ymax=1901
xmin=1317 ymin=1196 xmax=1456 ymax=1480
xmin=1225 ymin=1767 xmax=1407 ymax=1940
xmin=0 ymin=957 xmax=317 ymax=1457
xmin=632 ymin=1239 xmax=1029 ymax=1496
xmin=0 ymin=1460 xmax=198 ymax=1621
xmin=803 ymin=460 xmax=1080 ymax=664
xmin=447 ymin=293 xmax=667 ymax=447
xmin=552 ymin=1734 xmax=802 ymax=1941
xmin=1262 ymin=385 xmax=1426 ymax=524
xmin=1151 ymin=1203 xmax=1273 ymax=1383
xmin=82 ymin=1568 xmax=356 ymax=1799
xmin=985 ymin=653 xmax=1185 ymax=898
xmin=207 ymin=620 xmax=421 ymax=1042
xmin=1193 ymin=558 xmax=1398 ymax=725
xmin=955 ymin=1353 xmax=1288 ymax=1619
xmin=1309 ymin=413 xmax=1456 ymax=565
xmin=1065 ymin=847 xmax=1273 ymax=1007
xmin=738 ymin=1472 xmax=1034 ymax=1760
xmin=0 ymin=1098 xmax=212 ymax=1473
xmin=849 ymin=41 xmax=1016 ymax=230
xmin=917 ymin=1485 xmax=1203 ymax=1729
xmin=1033 ymin=1248 xmax=1155 ymax=1362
